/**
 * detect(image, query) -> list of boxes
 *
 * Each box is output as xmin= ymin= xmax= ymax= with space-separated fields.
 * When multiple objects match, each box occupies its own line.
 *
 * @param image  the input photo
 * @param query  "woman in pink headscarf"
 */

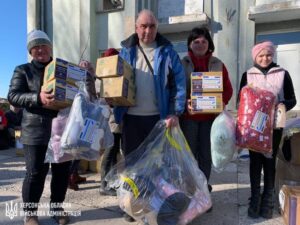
xmin=238 ymin=41 xmax=296 ymax=219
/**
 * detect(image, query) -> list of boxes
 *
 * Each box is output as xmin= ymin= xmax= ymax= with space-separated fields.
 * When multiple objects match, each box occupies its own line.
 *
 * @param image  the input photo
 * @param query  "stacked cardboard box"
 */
xmin=42 ymin=58 xmax=87 ymax=110
xmin=280 ymin=185 xmax=300 ymax=225
xmin=190 ymin=72 xmax=223 ymax=113
xmin=95 ymin=55 xmax=135 ymax=106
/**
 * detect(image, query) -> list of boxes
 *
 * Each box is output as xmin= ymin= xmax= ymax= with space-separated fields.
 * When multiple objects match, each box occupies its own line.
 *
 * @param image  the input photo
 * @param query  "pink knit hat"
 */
xmin=251 ymin=41 xmax=275 ymax=62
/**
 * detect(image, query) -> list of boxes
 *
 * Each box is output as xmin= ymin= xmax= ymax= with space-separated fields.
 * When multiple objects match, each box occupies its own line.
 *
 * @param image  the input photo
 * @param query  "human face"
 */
xmin=136 ymin=14 xmax=157 ymax=45
xmin=255 ymin=49 xmax=273 ymax=68
xmin=30 ymin=45 xmax=52 ymax=63
xmin=189 ymin=36 xmax=209 ymax=57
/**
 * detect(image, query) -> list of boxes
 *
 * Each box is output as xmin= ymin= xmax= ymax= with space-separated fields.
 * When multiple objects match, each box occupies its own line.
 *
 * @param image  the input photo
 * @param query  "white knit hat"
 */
xmin=27 ymin=29 xmax=52 ymax=52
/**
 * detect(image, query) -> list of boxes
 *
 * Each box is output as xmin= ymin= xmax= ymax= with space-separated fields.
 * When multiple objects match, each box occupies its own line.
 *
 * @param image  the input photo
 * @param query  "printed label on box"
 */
xmin=65 ymin=85 xmax=78 ymax=101
xmin=46 ymin=63 xmax=67 ymax=81
xmin=250 ymin=110 xmax=268 ymax=133
xmin=54 ymin=87 xmax=66 ymax=101
xmin=79 ymin=118 xmax=99 ymax=144
xmin=195 ymin=96 xmax=217 ymax=109
xmin=67 ymin=64 xmax=87 ymax=82
xmin=122 ymin=79 xmax=129 ymax=98
xmin=202 ymin=75 xmax=222 ymax=89
xmin=117 ymin=57 xmax=124 ymax=75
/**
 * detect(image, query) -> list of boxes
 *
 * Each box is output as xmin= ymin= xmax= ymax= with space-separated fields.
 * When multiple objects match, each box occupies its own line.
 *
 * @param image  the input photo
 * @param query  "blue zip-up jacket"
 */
xmin=114 ymin=33 xmax=186 ymax=124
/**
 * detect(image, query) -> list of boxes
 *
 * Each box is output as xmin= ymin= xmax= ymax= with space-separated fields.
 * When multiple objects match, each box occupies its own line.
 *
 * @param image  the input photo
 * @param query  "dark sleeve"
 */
xmin=222 ymin=64 xmax=233 ymax=105
xmin=237 ymin=71 xmax=247 ymax=105
xmin=7 ymin=65 xmax=41 ymax=108
xmin=85 ymin=72 xmax=97 ymax=101
xmin=281 ymin=70 xmax=297 ymax=111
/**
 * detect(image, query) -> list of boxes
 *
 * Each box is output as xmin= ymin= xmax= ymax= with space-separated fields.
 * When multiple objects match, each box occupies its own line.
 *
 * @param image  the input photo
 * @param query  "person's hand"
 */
xmin=105 ymin=98 xmax=114 ymax=106
xmin=276 ymin=103 xmax=286 ymax=111
xmin=79 ymin=60 xmax=95 ymax=75
xmin=40 ymin=89 xmax=55 ymax=106
xmin=0 ymin=124 xmax=4 ymax=130
xmin=165 ymin=115 xmax=178 ymax=128
xmin=186 ymin=99 xmax=197 ymax=115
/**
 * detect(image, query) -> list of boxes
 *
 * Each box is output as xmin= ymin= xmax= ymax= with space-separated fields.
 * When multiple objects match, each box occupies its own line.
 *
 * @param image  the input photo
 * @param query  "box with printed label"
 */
xmin=95 ymin=55 xmax=133 ymax=78
xmin=100 ymin=75 xmax=135 ymax=106
xmin=191 ymin=93 xmax=223 ymax=113
xmin=191 ymin=71 xmax=223 ymax=93
xmin=44 ymin=58 xmax=87 ymax=85
xmin=280 ymin=185 xmax=300 ymax=225
xmin=42 ymin=78 xmax=79 ymax=110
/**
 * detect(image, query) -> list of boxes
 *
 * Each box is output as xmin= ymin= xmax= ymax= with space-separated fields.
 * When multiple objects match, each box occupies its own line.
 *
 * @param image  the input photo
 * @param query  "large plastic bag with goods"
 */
xmin=60 ymin=82 xmax=114 ymax=160
xmin=236 ymin=85 xmax=276 ymax=154
xmin=45 ymin=107 xmax=74 ymax=163
xmin=106 ymin=120 xmax=212 ymax=225
xmin=210 ymin=110 xmax=237 ymax=172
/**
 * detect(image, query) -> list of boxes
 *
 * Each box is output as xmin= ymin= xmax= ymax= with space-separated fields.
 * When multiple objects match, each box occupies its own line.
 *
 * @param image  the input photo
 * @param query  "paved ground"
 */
xmin=0 ymin=148 xmax=284 ymax=225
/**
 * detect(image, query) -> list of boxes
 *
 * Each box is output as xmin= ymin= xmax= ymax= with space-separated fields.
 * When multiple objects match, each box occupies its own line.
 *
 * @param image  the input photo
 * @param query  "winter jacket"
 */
xmin=238 ymin=63 xmax=296 ymax=111
xmin=114 ymin=33 xmax=186 ymax=124
xmin=7 ymin=59 xmax=58 ymax=145
xmin=0 ymin=110 xmax=7 ymax=128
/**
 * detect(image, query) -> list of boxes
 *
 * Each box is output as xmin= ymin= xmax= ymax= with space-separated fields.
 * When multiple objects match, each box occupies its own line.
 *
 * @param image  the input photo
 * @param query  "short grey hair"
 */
xmin=136 ymin=9 xmax=158 ymax=27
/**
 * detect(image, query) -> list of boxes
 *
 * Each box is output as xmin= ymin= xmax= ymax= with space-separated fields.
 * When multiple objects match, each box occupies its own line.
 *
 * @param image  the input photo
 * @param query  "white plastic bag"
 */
xmin=211 ymin=110 xmax=236 ymax=172
xmin=60 ymin=82 xmax=113 ymax=160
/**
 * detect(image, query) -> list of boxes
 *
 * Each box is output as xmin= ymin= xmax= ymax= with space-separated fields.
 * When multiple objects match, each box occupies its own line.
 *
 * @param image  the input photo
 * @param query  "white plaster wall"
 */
xmin=52 ymin=0 xmax=81 ymax=63
xmin=256 ymin=0 xmax=288 ymax=5
xmin=96 ymin=0 xmax=135 ymax=52
xmin=158 ymin=0 xmax=203 ymax=21
xmin=212 ymin=0 xmax=240 ymax=109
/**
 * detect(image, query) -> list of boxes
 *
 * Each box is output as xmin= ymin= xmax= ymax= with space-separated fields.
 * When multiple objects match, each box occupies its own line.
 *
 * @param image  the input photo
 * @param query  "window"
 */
xmin=97 ymin=0 xmax=125 ymax=13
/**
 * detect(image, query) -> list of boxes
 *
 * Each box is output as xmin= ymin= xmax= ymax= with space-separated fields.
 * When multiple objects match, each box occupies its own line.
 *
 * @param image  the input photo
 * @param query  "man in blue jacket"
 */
xmin=115 ymin=9 xmax=186 ymax=155
xmin=114 ymin=9 xmax=186 ymax=222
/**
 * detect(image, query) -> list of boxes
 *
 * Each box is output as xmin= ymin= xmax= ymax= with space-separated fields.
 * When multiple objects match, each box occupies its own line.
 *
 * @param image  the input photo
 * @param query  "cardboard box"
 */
xmin=191 ymin=93 xmax=223 ymax=113
xmin=42 ymin=78 xmax=79 ymax=110
xmin=44 ymin=58 xmax=87 ymax=85
xmin=100 ymin=76 xmax=135 ymax=106
xmin=191 ymin=72 xmax=223 ymax=93
xmin=96 ymin=55 xmax=133 ymax=78
xmin=279 ymin=185 xmax=300 ymax=225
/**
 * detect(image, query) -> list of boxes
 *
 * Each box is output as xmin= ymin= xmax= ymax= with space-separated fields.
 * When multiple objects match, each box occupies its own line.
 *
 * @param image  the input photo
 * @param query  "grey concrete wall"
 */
xmin=210 ymin=0 xmax=240 ymax=109
xmin=157 ymin=0 xmax=203 ymax=23
xmin=26 ymin=0 xmax=262 ymax=109
xmin=96 ymin=0 xmax=136 ymax=52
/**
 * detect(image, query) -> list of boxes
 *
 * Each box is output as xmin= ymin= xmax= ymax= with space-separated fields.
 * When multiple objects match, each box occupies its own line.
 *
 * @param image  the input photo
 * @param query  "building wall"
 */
xmin=27 ymin=0 xmax=300 ymax=110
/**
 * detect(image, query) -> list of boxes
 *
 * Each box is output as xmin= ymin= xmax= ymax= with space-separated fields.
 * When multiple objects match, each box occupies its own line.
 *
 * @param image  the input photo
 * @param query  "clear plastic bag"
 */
xmin=45 ymin=107 xmax=74 ymax=163
xmin=106 ymin=120 xmax=212 ymax=225
xmin=236 ymin=85 xmax=276 ymax=154
xmin=60 ymin=82 xmax=113 ymax=160
xmin=211 ymin=110 xmax=237 ymax=172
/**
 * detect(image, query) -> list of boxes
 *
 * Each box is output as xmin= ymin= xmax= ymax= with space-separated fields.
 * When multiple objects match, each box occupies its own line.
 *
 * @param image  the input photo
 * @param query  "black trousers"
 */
xmin=179 ymin=119 xmax=213 ymax=181
xmin=101 ymin=133 xmax=122 ymax=183
xmin=249 ymin=129 xmax=283 ymax=195
xmin=122 ymin=114 xmax=160 ymax=158
xmin=22 ymin=144 xmax=71 ymax=212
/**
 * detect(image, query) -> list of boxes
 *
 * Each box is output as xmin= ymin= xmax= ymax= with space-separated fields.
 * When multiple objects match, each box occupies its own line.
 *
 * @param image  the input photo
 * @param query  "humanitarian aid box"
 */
xmin=42 ymin=78 xmax=79 ymax=110
xmin=191 ymin=72 xmax=223 ymax=94
xmin=44 ymin=58 xmax=87 ymax=85
xmin=191 ymin=93 xmax=223 ymax=113
xmin=95 ymin=55 xmax=133 ymax=78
